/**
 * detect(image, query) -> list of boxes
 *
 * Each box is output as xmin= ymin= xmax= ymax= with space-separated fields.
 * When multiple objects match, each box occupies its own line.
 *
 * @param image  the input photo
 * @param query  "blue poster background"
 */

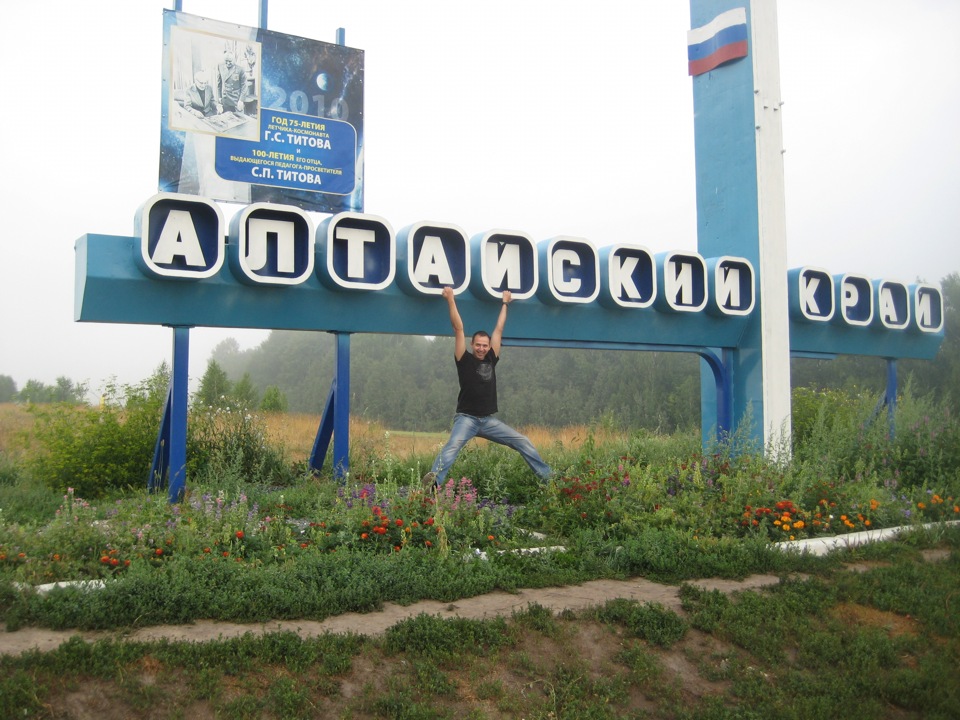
xmin=159 ymin=10 xmax=364 ymax=213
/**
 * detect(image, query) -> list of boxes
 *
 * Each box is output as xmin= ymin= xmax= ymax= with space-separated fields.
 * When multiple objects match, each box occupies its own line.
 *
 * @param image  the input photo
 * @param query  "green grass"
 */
xmin=2 ymin=543 xmax=958 ymax=718
xmin=1 ymin=388 xmax=959 ymax=716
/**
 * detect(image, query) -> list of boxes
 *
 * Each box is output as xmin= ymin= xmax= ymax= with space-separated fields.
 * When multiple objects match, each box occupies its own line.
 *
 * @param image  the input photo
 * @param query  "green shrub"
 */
xmin=187 ymin=406 xmax=290 ymax=486
xmin=24 ymin=370 xmax=169 ymax=498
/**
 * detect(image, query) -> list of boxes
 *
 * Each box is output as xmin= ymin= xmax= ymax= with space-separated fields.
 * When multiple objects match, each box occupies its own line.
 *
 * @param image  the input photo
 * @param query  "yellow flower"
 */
xmin=793 ymin=520 xmax=805 ymax=530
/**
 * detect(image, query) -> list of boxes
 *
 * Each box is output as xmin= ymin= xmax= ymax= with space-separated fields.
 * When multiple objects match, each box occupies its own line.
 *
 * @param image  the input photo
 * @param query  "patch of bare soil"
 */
xmin=829 ymin=602 xmax=921 ymax=639
xmin=656 ymin=628 xmax=736 ymax=700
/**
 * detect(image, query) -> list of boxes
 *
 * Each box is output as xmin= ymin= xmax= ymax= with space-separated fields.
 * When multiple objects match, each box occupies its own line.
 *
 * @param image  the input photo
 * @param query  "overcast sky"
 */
xmin=1 ymin=1 xmax=957 ymax=396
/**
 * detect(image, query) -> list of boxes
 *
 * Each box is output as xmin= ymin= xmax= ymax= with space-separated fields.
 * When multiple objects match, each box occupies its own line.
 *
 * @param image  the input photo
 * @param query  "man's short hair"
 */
xmin=471 ymin=331 xmax=491 ymax=343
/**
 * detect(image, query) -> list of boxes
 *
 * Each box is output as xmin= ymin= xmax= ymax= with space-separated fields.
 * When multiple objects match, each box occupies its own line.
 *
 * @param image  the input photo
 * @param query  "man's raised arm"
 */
xmin=491 ymin=290 xmax=512 ymax=356
xmin=442 ymin=286 xmax=467 ymax=360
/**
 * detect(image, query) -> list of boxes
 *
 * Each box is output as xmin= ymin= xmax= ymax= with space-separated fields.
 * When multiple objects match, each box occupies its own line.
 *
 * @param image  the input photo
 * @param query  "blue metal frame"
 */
xmin=505 ymin=339 xmax=733 ymax=440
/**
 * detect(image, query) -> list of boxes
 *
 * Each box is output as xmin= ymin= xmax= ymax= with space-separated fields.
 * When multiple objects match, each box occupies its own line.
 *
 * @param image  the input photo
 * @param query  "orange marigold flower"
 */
xmin=361 ymin=532 xmax=369 ymax=539
xmin=917 ymin=502 xmax=926 ymax=510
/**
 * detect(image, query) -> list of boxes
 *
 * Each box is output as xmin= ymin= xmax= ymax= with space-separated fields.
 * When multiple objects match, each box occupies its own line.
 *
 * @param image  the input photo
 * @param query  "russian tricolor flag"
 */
xmin=687 ymin=7 xmax=748 ymax=77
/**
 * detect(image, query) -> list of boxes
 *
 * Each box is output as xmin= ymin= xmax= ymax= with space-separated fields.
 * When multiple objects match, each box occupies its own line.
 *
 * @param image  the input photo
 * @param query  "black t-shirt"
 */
xmin=455 ymin=349 xmax=498 ymax=416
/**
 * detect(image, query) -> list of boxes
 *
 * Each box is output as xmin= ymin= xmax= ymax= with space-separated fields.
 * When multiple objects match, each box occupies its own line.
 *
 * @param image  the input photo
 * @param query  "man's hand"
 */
xmin=502 ymin=290 xmax=512 ymax=305
xmin=442 ymin=286 xmax=455 ymax=301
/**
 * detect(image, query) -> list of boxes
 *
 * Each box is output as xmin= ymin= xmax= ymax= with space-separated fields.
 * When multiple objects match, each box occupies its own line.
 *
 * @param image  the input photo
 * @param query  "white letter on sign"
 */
xmin=842 ymin=282 xmax=859 ymax=313
xmin=336 ymin=226 xmax=377 ymax=279
xmin=669 ymin=261 xmax=693 ymax=305
xmin=879 ymin=286 xmax=899 ymax=324
xmin=716 ymin=267 xmax=740 ymax=308
xmin=800 ymin=275 xmax=821 ymax=315
xmin=611 ymin=255 xmax=641 ymax=300
xmin=552 ymin=249 xmax=582 ymax=293
xmin=152 ymin=209 xmax=207 ymax=266
xmin=414 ymin=235 xmax=454 ymax=285
xmin=485 ymin=242 xmax=522 ymax=289
xmin=246 ymin=218 xmax=296 ymax=273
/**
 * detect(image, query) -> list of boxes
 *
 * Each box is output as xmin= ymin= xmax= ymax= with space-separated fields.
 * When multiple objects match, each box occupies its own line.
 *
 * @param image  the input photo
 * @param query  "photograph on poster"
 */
xmin=168 ymin=26 xmax=261 ymax=140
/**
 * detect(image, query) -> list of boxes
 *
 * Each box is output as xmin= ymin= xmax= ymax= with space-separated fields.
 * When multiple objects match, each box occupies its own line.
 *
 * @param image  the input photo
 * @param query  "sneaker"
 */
xmin=421 ymin=471 xmax=437 ymax=492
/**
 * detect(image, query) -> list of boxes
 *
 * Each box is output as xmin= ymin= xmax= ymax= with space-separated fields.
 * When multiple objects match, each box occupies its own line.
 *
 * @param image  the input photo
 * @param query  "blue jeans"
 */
xmin=430 ymin=413 xmax=552 ymax=485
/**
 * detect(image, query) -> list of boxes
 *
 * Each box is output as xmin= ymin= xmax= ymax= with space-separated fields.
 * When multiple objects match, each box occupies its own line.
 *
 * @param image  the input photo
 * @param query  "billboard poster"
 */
xmin=159 ymin=10 xmax=364 ymax=213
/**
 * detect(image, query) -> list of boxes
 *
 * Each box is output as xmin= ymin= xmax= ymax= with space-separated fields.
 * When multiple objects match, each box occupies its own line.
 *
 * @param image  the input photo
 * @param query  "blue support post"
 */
xmin=259 ymin=0 xmax=268 ymax=29
xmin=309 ymin=332 xmax=352 ymax=480
xmin=149 ymin=326 xmax=190 ymax=502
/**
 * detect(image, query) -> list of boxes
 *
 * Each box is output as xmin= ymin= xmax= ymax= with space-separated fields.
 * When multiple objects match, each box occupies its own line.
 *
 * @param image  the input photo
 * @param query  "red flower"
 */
xmin=155 ymin=548 xmax=163 ymax=556
xmin=235 ymin=531 xmax=245 ymax=540
xmin=395 ymin=518 xmax=403 ymax=526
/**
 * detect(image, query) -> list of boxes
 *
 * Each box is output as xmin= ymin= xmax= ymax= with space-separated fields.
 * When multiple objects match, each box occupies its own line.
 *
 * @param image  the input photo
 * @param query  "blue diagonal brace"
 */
xmin=149 ymin=326 xmax=190 ymax=502
xmin=309 ymin=332 xmax=351 ymax=480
